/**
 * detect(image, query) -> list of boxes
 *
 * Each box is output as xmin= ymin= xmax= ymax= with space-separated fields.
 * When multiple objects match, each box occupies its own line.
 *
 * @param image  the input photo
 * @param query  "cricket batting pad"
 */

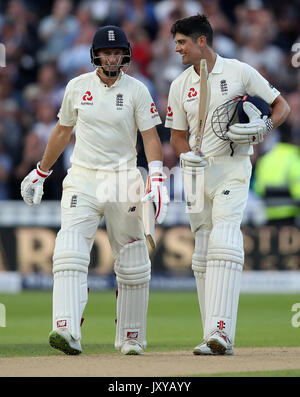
xmin=191 ymin=228 xmax=210 ymax=335
xmin=204 ymin=222 xmax=244 ymax=344
xmin=52 ymin=230 xmax=90 ymax=341
xmin=114 ymin=240 xmax=151 ymax=350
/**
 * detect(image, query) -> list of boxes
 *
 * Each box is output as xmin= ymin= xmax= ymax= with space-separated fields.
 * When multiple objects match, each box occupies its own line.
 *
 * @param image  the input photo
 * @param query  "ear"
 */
xmin=197 ymin=35 xmax=207 ymax=48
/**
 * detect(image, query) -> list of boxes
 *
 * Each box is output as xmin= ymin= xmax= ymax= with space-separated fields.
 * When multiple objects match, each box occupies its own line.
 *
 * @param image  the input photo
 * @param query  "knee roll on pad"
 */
xmin=207 ymin=222 xmax=244 ymax=265
xmin=53 ymin=230 xmax=90 ymax=273
xmin=192 ymin=229 xmax=210 ymax=273
xmin=114 ymin=240 xmax=151 ymax=285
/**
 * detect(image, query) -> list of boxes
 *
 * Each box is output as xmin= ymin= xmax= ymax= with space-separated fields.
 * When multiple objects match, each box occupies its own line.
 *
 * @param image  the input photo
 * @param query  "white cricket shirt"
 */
xmin=58 ymin=70 xmax=161 ymax=170
xmin=165 ymin=54 xmax=280 ymax=157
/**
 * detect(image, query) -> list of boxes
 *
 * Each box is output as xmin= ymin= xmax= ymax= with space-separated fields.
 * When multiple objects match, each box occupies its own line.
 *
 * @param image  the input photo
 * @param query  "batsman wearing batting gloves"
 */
xmin=165 ymin=14 xmax=290 ymax=355
xmin=20 ymin=25 xmax=169 ymax=356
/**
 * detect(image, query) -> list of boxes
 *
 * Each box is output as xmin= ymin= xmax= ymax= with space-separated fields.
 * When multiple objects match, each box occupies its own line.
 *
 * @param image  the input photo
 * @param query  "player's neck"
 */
xmin=194 ymin=50 xmax=217 ymax=75
xmin=96 ymin=68 xmax=119 ymax=87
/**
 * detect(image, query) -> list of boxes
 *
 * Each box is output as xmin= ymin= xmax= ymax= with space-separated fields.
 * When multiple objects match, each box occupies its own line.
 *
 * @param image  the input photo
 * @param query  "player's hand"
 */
xmin=228 ymin=101 xmax=273 ymax=145
xmin=142 ymin=175 xmax=169 ymax=224
xmin=180 ymin=151 xmax=207 ymax=168
xmin=21 ymin=162 xmax=52 ymax=206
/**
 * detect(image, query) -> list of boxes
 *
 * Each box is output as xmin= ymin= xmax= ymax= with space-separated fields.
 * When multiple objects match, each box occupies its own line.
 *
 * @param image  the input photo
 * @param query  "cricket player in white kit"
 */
xmin=20 ymin=26 xmax=169 ymax=355
xmin=166 ymin=15 xmax=290 ymax=355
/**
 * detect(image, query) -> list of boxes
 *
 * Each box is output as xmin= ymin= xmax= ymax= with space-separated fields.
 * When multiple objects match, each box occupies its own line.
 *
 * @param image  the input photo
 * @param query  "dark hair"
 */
xmin=170 ymin=14 xmax=213 ymax=47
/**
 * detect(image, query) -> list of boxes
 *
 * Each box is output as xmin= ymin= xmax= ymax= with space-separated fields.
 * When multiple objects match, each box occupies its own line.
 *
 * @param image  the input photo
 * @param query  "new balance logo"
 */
xmin=128 ymin=206 xmax=136 ymax=212
xmin=70 ymin=195 xmax=77 ymax=207
xmin=222 ymin=190 xmax=230 ymax=195
xmin=108 ymin=30 xmax=115 ymax=41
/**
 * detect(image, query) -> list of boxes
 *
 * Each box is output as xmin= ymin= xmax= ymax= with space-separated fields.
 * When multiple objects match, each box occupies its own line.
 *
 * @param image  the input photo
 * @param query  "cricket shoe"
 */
xmin=193 ymin=341 xmax=234 ymax=355
xmin=207 ymin=331 xmax=232 ymax=355
xmin=49 ymin=328 xmax=82 ymax=355
xmin=121 ymin=339 xmax=143 ymax=355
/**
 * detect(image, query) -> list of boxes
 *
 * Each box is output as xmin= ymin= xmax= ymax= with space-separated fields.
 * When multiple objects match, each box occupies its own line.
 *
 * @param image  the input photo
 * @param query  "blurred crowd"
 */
xmin=0 ymin=0 xmax=299 ymax=225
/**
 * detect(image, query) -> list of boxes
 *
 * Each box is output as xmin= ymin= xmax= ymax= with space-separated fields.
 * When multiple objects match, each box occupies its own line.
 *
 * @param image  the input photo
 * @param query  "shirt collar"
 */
xmin=93 ymin=69 xmax=124 ymax=87
xmin=191 ymin=54 xmax=224 ymax=82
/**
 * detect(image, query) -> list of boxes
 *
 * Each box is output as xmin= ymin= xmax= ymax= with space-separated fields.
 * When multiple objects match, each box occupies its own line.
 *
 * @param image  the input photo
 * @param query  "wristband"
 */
xmin=37 ymin=162 xmax=53 ymax=178
xmin=148 ymin=160 xmax=163 ymax=176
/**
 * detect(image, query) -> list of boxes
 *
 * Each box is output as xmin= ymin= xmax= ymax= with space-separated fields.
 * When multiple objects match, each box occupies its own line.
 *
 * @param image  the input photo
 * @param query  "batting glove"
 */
xmin=142 ymin=161 xmax=169 ymax=224
xmin=228 ymin=101 xmax=273 ymax=145
xmin=21 ymin=162 xmax=52 ymax=206
xmin=180 ymin=151 xmax=207 ymax=168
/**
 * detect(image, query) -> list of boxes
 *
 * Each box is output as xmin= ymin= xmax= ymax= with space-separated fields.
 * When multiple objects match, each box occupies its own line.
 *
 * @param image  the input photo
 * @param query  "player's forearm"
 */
xmin=141 ymin=128 xmax=163 ymax=163
xmin=40 ymin=122 xmax=73 ymax=172
xmin=270 ymin=95 xmax=290 ymax=129
xmin=170 ymin=129 xmax=190 ymax=157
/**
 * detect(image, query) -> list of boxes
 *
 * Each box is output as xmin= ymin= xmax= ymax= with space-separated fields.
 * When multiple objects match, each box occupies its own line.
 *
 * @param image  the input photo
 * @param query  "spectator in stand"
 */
xmin=124 ymin=0 xmax=159 ymax=40
xmin=154 ymin=0 xmax=202 ymax=23
xmin=253 ymin=128 xmax=300 ymax=225
xmin=38 ymin=0 xmax=79 ymax=63
xmin=23 ymin=64 xmax=65 ymax=113
xmin=0 ymin=137 xmax=13 ymax=200
xmin=1 ymin=0 xmax=41 ymax=88
xmin=122 ymin=20 xmax=153 ymax=78
xmin=57 ymin=24 xmax=96 ymax=80
xmin=150 ymin=14 xmax=184 ymax=99
xmin=238 ymin=23 xmax=285 ymax=77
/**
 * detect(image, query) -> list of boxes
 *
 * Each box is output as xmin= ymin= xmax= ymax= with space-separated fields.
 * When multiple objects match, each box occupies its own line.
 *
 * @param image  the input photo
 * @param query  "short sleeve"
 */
xmin=242 ymin=63 xmax=280 ymax=105
xmin=164 ymin=81 xmax=188 ymax=131
xmin=134 ymin=83 xmax=161 ymax=132
xmin=57 ymin=80 xmax=78 ymax=126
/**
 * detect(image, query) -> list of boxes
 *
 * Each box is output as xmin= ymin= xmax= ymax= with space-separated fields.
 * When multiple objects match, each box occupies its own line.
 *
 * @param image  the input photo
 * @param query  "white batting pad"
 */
xmin=205 ymin=222 xmax=244 ymax=344
xmin=53 ymin=270 xmax=88 ymax=341
xmin=52 ymin=230 xmax=90 ymax=341
xmin=114 ymin=240 xmax=151 ymax=349
xmin=192 ymin=228 xmax=210 ymax=335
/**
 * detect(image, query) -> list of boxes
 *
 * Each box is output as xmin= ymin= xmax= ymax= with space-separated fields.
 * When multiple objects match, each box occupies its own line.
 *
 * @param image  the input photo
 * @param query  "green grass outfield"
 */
xmin=0 ymin=291 xmax=299 ymax=376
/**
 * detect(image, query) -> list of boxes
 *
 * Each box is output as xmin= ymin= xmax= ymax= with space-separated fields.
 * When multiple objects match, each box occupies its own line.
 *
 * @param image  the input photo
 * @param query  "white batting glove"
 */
xmin=21 ymin=162 xmax=52 ymax=206
xmin=141 ymin=161 xmax=169 ymax=224
xmin=180 ymin=151 xmax=207 ymax=168
xmin=228 ymin=101 xmax=273 ymax=145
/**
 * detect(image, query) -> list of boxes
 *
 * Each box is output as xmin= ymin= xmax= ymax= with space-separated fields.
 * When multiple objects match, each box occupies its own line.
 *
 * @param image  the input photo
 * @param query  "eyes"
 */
xmin=99 ymin=50 xmax=124 ymax=56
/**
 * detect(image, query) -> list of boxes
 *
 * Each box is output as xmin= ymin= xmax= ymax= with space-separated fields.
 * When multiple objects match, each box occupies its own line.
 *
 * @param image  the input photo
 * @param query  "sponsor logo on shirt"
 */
xmin=166 ymin=105 xmax=173 ymax=121
xmin=187 ymin=87 xmax=197 ymax=101
xmin=81 ymin=91 xmax=93 ymax=105
xmin=150 ymin=102 xmax=159 ymax=118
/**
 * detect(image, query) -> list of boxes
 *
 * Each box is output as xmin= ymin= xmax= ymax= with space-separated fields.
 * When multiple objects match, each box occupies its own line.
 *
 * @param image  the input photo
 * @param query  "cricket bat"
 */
xmin=194 ymin=58 xmax=210 ymax=155
xmin=142 ymin=200 xmax=156 ymax=249
xmin=142 ymin=176 xmax=156 ymax=249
